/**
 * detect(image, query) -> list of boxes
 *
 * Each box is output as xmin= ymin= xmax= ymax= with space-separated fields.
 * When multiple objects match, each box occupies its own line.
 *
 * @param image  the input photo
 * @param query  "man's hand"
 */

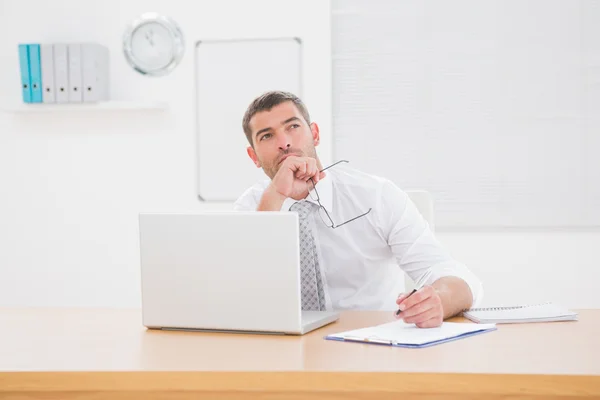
xmin=395 ymin=286 xmax=444 ymax=328
xmin=258 ymin=156 xmax=325 ymax=211
xmin=271 ymin=156 xmax=325 ymax=199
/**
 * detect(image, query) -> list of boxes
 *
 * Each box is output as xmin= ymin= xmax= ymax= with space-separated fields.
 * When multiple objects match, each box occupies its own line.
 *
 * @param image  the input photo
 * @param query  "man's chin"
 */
xmin=263 ymin=166 xmax=277 ymax=180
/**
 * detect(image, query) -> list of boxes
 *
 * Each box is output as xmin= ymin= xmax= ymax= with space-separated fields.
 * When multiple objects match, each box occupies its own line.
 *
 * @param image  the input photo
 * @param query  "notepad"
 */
xmin=462 ymin=302 xmax=578 ymax=324
xmin=325 ymin=320 xmax=496 ymax=348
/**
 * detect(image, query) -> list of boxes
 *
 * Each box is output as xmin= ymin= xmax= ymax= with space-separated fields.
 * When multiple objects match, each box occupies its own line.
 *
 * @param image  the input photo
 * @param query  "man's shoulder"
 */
xmin=233 ymin=179 xmax=271 ymax=210
xmin=331 ymin=163 xmax=409 ymax=210
xmin=331 ymin=163 xmax=393 ymax=191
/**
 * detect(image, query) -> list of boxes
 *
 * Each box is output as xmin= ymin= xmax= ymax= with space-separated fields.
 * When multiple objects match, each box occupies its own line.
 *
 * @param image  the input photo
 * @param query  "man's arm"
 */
xmin=432 ymin=276 xmax=473 ymax=319
xmin=395 ymin=276 xmax=473 ymax=328
xmin=257 ymin=186 xmax=287 ymax=211
xmin=378 ymin=180 xmax=483 ymax=327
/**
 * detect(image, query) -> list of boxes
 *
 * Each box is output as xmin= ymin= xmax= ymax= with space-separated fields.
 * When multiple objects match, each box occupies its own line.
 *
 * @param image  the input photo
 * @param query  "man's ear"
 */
xmin=310 ymin=122 xmax=320 ymax=146
xmin=247 ymin=146 xmax=261 ymax=168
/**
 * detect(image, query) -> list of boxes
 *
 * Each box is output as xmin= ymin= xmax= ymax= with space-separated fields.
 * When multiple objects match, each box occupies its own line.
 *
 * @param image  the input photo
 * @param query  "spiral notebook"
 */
xmin=325 ymin=320 xmax=496 ymax=348
xmin=462 ymin=302 xmax=578 ymax=324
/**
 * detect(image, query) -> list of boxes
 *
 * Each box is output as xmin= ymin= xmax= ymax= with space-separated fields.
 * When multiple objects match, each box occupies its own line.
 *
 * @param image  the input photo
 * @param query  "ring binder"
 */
xmin=17 ymin=42 xmax=109 ymax=104
xmin=18 ymin=44 xmax=32 ymax=103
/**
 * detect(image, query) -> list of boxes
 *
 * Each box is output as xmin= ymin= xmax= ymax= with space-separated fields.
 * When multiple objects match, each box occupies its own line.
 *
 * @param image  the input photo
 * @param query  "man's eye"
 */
xmin=291 ymin=124 xmax=300 ymax=129
xmin=260 ymin=133 xmax=272 ymax=141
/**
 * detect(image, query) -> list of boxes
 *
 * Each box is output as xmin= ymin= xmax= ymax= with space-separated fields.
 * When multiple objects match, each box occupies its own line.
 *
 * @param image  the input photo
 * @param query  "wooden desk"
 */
xmin=0 ymin=308 xmax=598 ymax=399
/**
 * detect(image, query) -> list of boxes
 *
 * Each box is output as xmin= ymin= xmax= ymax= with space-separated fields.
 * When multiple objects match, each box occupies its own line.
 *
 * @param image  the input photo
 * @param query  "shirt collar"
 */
xmin=306 ymin=171 xmax=333 ymax=212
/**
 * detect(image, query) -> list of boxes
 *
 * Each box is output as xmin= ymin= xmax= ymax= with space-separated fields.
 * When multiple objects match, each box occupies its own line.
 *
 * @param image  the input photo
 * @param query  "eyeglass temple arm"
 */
xmin=319 ymin=159 xmax=349 ymax=173
xmin=332 ymin=208 xmax=372 ymax=229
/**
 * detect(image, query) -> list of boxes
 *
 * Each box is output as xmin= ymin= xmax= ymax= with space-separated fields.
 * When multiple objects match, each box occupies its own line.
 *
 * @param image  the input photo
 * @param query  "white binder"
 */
xmin=40 ymin=44 xmax=55 ymax=103
xmin=53 ymin=44 xmax=69 ymax=103
xmin=81 ymin=43 xmax=109 ymax=102
xmin=68 ymin=43 xmax=82 ymax=102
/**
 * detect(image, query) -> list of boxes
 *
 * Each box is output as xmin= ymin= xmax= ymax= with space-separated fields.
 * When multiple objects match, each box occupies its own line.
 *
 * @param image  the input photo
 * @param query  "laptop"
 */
xmin=138 ymin=211 xmax=339 ymax=335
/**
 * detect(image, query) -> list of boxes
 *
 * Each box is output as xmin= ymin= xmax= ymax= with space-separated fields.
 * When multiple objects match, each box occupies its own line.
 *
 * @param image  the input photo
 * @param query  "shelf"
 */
xmin=0 ymin=101 xmax=168 ymax=113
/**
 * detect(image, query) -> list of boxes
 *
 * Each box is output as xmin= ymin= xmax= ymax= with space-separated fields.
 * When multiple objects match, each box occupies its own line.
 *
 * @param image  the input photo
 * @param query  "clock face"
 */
xmin=131 ymin=23 xmax=174 ymax=71
xmin=123 ymin=13 xmax=184 ymax=76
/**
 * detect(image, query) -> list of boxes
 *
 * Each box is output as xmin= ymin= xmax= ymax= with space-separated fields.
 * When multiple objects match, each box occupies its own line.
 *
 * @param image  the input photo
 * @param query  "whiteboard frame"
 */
xmin=194 ymin=37 xmax=303 ymax=203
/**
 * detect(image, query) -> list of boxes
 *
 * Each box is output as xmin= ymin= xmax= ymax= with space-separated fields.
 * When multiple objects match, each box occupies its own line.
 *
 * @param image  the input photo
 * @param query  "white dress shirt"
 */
xmin=233 ymin=163 xmax=483 ymax=311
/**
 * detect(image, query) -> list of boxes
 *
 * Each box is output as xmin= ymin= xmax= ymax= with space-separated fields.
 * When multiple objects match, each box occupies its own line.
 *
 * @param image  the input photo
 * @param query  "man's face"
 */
xmin=247 ymin=101 xmax=320 ymax=179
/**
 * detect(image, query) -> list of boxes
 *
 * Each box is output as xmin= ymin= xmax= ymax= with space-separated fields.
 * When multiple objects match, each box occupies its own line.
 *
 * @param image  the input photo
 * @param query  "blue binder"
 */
xmin=18 ymin=44 xmax=32 ymax=103
xmin=28 ymin=44 xmax=43 ymax=103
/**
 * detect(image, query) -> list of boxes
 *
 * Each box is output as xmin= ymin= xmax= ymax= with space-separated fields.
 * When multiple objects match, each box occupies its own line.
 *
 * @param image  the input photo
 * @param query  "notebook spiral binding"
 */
xmin=467 ymin=302 xmax=551 ymax=312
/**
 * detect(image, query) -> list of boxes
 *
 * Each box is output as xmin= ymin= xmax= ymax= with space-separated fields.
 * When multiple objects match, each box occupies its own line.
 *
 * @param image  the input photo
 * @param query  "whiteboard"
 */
xmin=331 ymin=0 xmax=600 ymax=228
xmin=195 ymin=38 xmax=302 ymax=202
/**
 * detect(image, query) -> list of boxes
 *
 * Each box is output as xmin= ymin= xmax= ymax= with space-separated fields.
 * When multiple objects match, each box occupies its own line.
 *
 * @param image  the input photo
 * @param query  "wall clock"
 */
xmin=123 ymin=12 xmax=185 ymax=76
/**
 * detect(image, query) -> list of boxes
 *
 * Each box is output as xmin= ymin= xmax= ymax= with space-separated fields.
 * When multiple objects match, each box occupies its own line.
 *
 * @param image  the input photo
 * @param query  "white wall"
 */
xmin=436 ymin=229 xmax=600 ymax=308
xmin=0 ymin=1 xmax=598 ymax=311
xmin=331 ymin=0 xmax=600 ymax=230
xmin=0 ymin=0 xmax=332 ymax=308
xmin=330 ymin=0 xmax=600 ymax=309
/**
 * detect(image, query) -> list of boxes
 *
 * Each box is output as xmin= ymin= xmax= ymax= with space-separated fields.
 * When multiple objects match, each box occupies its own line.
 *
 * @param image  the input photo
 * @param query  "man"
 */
xmin=234 ymin=91 xmax=482 ymax=328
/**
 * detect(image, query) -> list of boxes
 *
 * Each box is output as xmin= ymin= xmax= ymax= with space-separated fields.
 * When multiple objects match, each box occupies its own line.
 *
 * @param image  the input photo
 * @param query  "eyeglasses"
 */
xmin=308 ymin=160 xmax=372 ymax=229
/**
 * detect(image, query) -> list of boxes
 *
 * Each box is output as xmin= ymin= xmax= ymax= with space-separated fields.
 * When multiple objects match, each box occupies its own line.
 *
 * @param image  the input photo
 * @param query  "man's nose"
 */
xmin=278 ymin=139 xmax=291 ymax=151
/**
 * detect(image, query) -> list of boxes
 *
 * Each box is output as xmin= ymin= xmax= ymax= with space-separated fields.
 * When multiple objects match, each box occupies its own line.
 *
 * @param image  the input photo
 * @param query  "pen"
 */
xmin=395 ymin=270 xmax=433 ymax=316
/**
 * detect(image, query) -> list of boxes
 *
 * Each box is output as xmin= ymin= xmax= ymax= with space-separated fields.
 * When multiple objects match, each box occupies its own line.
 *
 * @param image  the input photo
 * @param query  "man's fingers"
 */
xmin=403 ymin=307 xmax=438 ymax=325
xmin=294 ymin=161 xmax=307 ymax=180
xmin=396 ymin=293 xmax=409 ymax=305
xmin=286 ymin=156 xmax=326 ymax=184
xmin=299 ymin=161 xmax=307 ymax=176
xmin=309 ymin=165 xmax=318 ymax=182
xmin=416 ymin=315 xmax=444 ymax=328
xmin=310 ymin=165 xmax=325 ymax=184
xmin=303 ymin=159 xmax=316 ymax=181
xmin=302 ymin=166 xmax=311 ymax=181
xmin=398 ymin=286 xmax=434 ymax=311
xmin=399 ymin=300 xmax=435 ymax=320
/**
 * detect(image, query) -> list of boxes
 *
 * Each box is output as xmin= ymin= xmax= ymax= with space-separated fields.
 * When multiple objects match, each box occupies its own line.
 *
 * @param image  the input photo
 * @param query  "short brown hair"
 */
xmin=242 ymin=91 xmax=311 ymax=147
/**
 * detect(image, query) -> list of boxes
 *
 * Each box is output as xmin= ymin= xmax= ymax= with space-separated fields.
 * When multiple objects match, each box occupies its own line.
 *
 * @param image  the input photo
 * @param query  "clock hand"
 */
xmin=145 ymin=30 xmax=155 ymax=46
